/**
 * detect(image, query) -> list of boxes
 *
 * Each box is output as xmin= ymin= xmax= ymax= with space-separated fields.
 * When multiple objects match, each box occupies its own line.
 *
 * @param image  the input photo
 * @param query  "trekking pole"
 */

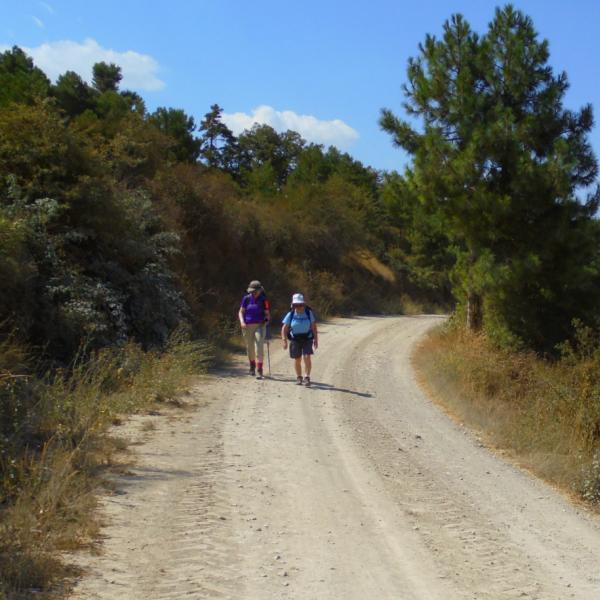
xmin=266 ymin=323 xmax=271 ymax=377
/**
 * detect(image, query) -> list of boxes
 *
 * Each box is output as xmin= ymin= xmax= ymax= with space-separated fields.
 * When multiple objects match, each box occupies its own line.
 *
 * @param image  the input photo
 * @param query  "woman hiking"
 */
xmin=239 ymin=280 xmax=270 ymax=378
xmin=281 ymin=293 xmax=318 ymax=386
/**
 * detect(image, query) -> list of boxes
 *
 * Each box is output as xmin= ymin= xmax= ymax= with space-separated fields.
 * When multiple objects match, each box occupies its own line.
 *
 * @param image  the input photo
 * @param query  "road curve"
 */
xmin=71 ymin=316 xmax=600 ymax=599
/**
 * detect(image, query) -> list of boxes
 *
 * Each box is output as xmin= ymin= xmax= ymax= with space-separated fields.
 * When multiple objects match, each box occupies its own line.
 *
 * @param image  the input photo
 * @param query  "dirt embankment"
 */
xmin=71 ymin=316 xmax=600 ymax=599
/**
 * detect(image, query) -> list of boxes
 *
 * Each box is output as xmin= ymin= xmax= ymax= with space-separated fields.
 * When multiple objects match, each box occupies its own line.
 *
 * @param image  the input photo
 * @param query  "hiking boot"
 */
xmin=304 ymin=376 xmax=311 ymax=387
xmin=257 ymin=368 xmax=263 ymax=379
xmin=296 ymin=376 xmax=303 ymax=385
xmin=249 ymin=365 xmax=256 ymax=376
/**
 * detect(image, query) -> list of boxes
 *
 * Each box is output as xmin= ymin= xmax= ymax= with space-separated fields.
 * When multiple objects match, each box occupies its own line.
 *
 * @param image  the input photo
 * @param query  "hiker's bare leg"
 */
xmin=303 ymin=355 xmax=311 ymax=377
xmin=294 ymin=357 xmax=302 ymax=377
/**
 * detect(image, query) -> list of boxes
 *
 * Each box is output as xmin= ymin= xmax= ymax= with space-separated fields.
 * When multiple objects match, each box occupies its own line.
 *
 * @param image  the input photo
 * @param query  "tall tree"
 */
xmin=381 ymin=5 xmax=599 ymax=349
xmin=237 ymin=124 xmax=305 ymax=189
xmin=287 ymin=143 xmax=331 ymax=185
xmin=381 ymin=171 xmax=453 ymax=299
xmin=0 ymin=46 xmax=50 ymax=107
xmin=92 ymin=62 xmax=122 ymax=93
xmin=121 ymin=90 xmax=146 ymax=115
xmin=52 ymin=70 xmax=95 ymax=117
xmin=198 ymin=104 xmax=237 ymax=170
xmin=149 ymin=107 xmax=201 ymax=163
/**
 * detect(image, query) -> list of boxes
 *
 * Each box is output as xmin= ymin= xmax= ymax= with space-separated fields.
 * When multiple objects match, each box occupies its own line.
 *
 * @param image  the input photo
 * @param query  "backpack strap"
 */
xmin=305 ymin=306 xmax=314 ymax=338
xmin=287 ymin=306 xmax=314 ymax=340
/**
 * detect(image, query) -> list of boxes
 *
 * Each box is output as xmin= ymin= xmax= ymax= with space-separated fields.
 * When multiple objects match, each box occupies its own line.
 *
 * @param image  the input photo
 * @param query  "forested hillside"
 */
xmin=2 ymin=4 xmax=600 ymax=597
xmin=0 ymin=48 xmax=448 ymax=368
xmin=0 ymin=44 xmax=450 ymax=598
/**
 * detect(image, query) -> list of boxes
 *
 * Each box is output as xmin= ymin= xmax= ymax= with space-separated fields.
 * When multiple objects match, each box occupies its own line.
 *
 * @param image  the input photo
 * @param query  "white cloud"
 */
xmin=222 ymin=105 xmax=359 ymax=149
xmin=32 ymin=16 xmax=45 ymax=29
xmin=6 ymin=38 xmax=165 ymax=91
xmin=39 ymin=2 xmax=55 ymax=14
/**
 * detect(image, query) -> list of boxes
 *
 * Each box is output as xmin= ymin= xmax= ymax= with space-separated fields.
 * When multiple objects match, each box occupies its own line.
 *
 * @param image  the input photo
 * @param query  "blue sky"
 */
xmin=2 ymin=1 xmax=600 ymax=173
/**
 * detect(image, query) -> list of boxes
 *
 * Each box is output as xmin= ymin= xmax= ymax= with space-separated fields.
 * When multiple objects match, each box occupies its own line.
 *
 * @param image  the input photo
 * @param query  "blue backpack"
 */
xmin=286 ymin=306 xmax=314 ymax=341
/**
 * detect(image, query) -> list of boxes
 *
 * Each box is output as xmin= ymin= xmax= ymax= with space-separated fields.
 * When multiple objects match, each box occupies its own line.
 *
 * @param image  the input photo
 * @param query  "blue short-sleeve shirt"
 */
xmin=282 ymin=308 xmax=316 ymax=335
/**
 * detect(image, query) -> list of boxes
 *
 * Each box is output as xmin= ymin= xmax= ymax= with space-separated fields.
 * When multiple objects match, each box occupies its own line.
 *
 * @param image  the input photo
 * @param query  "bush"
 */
xmin=414 ymin=322 xmax=600 ymax=506
xmin=0 ymin=334 xmax=213 ymax=597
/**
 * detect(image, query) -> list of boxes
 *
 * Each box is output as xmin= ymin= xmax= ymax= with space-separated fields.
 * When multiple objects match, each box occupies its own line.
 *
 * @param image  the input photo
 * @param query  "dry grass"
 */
xmin=398 ymin=294 xmax=425 ymax=316
xmin=141 ymin=420 xmax=157 ymax=432
xmin=413 ymin=323 xmax=600 ymax=508
xmin=0 ymin=335 xmax=213 ymax=598
xmin=351 ymin=250 xmax=397 ymax=283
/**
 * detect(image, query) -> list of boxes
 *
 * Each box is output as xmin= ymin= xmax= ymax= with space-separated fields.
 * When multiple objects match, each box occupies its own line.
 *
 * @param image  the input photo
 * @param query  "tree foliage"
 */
xmin=381 ymin=4 xmax=600 ymax=350
xmin=236 ymin=124 xmax=305 ymax=189
xmin=0 ymin=48 xmax=443 ymax=365
xmin=150 ymin=107 xmax=202 ymax=163
xmin=198 ymin=104 xmax=237 ymax=170
xmin=0 ymin=46 xmax=50 ymax=107
xmin=92 ymin=61 xmax=123 ymax=93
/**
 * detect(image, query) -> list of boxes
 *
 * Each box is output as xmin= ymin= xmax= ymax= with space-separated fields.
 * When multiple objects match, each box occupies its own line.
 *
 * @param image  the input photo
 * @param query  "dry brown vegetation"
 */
xmin=0 ymin=335 xmax=213 ymax=599
xmin=0 ymin=49 xmax=455 ymax=599
xmin=414 ymin=322 xmax=600 ymax=508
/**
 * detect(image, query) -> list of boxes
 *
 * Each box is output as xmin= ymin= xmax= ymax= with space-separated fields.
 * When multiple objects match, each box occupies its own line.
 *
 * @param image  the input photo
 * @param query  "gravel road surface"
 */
xmin=71 ymin=316 xmax=600 ymax=599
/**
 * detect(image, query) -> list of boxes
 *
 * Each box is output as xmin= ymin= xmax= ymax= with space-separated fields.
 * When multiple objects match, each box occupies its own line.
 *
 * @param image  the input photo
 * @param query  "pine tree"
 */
xmin=381 ymin=4 xmax=600 ymax=349
xmin=53 ymin=70 xmax=95 ymax=117
xmin=92 ymin=62 xmax=122 ymax=93
xmin=0 ymin=46 xmax=50 ymax=107
xmin=149 ymin=107 xmax=201 ymax=163
xmin=198 ymin=104 xmax=237 ymax=170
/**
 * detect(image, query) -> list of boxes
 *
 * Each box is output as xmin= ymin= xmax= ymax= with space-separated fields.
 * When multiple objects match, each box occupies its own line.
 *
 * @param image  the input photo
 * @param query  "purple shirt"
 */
xmin=240 ymin=293 xmax=270 ymax=324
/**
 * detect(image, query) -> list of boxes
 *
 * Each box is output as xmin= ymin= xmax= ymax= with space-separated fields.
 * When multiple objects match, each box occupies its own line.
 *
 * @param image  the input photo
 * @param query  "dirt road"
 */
xmin=71 ymin=316 xmax=600 ymax=599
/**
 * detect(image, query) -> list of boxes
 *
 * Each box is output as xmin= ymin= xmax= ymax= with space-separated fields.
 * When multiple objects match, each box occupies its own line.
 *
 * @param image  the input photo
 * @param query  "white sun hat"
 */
xmin=291 ymin=293 xmax=305 ymax=305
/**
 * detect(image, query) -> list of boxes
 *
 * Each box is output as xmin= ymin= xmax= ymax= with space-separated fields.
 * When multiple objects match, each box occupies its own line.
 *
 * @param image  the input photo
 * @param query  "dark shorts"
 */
xmin=289 ymin=338 xmax=314 ymax=358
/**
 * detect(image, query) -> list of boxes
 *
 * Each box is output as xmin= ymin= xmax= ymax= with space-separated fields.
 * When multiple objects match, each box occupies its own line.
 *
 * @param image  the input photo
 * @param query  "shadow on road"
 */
xmin=308 ymin=381 xmax=373 ymax=398
xmin=214 ymin=367 xmax=373 ymax=398
xmin=265 ymin=376 xmax=372 ymax=398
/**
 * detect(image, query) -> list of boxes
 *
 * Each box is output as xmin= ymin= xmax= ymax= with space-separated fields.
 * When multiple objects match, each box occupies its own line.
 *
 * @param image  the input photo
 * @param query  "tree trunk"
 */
xmin=466 ymin=292 xmax=482 ymax=331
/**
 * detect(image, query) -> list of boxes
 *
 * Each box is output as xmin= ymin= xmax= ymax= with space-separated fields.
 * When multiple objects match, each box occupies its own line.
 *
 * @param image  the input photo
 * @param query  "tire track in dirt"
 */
xmin=69 ymin=316 xmax=600 ymax=599
xmin=343 ymin=319 xmax=543 ymax=598
xmin=322 ymin=316 xmax=600 ymax=599
xmin=70 ymin=388 xmax=242 ymax=599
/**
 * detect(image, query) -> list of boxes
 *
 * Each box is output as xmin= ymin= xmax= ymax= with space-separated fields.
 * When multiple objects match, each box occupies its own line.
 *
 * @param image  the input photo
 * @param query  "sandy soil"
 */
xmin=70 ymin=316 xmax=600 ymax=599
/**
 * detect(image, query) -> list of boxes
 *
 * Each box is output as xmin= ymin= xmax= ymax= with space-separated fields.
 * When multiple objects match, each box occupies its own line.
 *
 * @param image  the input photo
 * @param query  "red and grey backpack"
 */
xmin=242 ymin=290 xmax=270 ymax=320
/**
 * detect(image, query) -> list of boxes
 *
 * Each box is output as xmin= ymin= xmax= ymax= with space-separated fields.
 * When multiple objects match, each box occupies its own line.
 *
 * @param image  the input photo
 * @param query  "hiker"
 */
xmin=281 ymin=293 xmax=318 ymax=386
xmin=239 ymin=280 xmax=270 ymax=378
